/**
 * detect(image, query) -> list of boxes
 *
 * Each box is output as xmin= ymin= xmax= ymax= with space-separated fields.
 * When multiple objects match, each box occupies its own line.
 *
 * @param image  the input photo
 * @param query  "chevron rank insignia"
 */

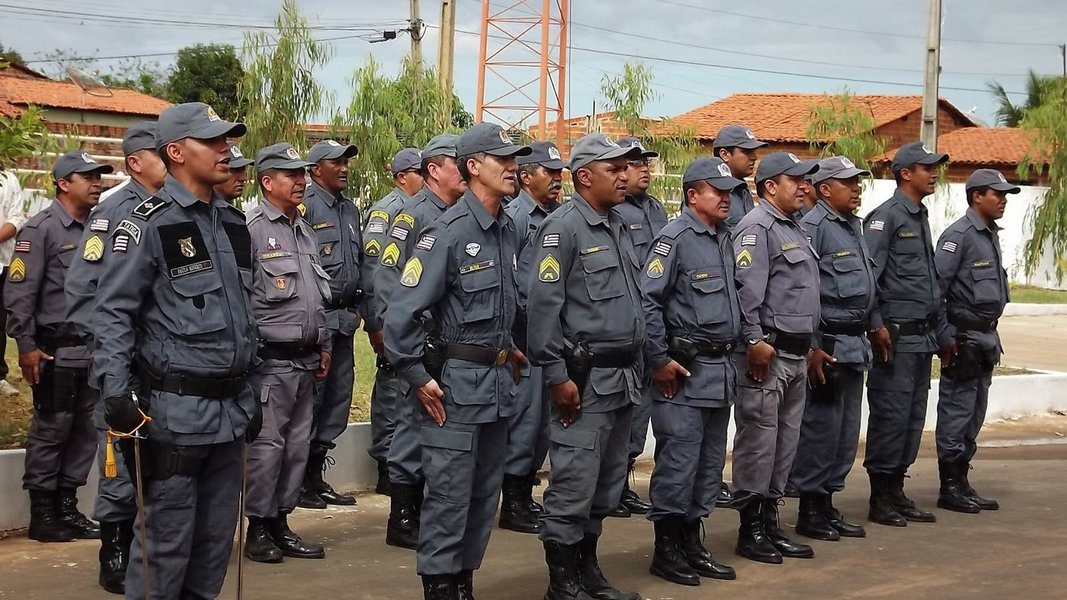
xmin=538 ymin=254 xmax=560 ymax=282
xmin=646 ymin=257 xmax=664 ymax=279
xmin=364 ymin=238 xmax=382 ymax=256
xmin=381 ymin=242 xmax=401 ymax=267
xmin=297 ymin=203 xmax=306 ymax=216
xmin=736 ymin=249 xmax=753 ymax=269
xmin=400 ymin=257 xmax=423 ymax=287
xmin=82 ymin=235 xmax=104 ymax=262
xmin=7 ymin=257 xmax=25 ymax=282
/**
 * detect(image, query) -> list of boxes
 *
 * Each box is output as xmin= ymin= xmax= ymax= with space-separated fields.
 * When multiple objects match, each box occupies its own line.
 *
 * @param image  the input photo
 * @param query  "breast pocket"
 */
xmin=970 ymin=264 xmax=1001 ymax=301
xmin=580 ymin=250 xmax=625 ymax=300
xmin=166 ymin=273 xmax=228 ymax=335
xmin=260 ymin=256 xmax=299 ymax=301
xmin=459 ymin=266 xmax=501 ymax=323
xmin=831 ymin=254 xmax=867 ymax=298
xmin=315 ymin=226 xmax=342 ymax=265
xmin=689 ymin=270 xmax=729 ymax=325
xmin=893 ymin=237 xmax=926 ymax=278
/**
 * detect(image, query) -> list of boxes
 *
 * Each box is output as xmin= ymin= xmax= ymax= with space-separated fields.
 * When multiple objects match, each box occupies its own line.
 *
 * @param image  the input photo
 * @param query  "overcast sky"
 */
xmin=3 ymin=0 xmax=1064 ymax=128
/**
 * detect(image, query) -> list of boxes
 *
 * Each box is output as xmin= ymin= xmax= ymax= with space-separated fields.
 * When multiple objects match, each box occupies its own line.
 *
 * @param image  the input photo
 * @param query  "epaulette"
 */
xmin=658 ymin=219 xmax=686 ymax=240
xmin=130 ymin=196 xmax=170 ymax=220
xmin=22 ymin=209 xmax=50 ymax=229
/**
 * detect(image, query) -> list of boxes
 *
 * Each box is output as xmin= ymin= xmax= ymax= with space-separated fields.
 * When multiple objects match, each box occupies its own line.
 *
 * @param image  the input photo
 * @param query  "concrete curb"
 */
xmin=1003 ymin=304 xmax=1067 ymax=316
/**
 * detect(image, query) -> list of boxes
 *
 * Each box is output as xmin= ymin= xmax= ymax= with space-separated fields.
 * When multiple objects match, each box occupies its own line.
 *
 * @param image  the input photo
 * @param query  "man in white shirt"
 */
xmin=0 ymin=168 xmax=28 ymax=396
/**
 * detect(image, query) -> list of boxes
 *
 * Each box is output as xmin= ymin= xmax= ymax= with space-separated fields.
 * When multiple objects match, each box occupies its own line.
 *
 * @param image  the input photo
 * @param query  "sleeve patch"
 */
xmin=369 ymin=210 xmax=390 ymax=223
xmin=90 ymin=218 xmax=110 ymax=232
xmin=13 ymin=240 xmax=30 ymax=253
xmin=380 ymin=242 xmax=401 ymax=267
xmin=740 ymin=234 xmax=757 ymax=246
xmin=112 ymin=234 xmax=130 ymax=253
xmin=116 ymin=220 xmax=142 ymax=245
xmin=416 ymin=234 xmax=437 ymax=251
xmin=366 ymin=221 xmax=386 ymax=234
xmin=736 ymin=249 xmax=753 ymax=269
xmin=941 ymin=241 xmax=957 ymax=253
xmin=393 ymin=213 xmax=415 ymax=228
xmin=538 ymin=254 xmax=561 ymax=282
xmin=653 ymin=240 xmax=672 ymax=256
xmin=390 ymin=226 xmax=409 ymax=241
xmin=7 ymin=257 xmax=26 ymax=282
xmin=541 ymin=232 xmax=560 ymax=248
xmin=82 ymin=235 xmax=104 ymax=262
xmin=400 ymin=257 xmax=423 ymax=287
xmin=868 ymin=220 xmax=884 ymax=231
xmin=646 ymin=257 xmax=665 ymax=279
xmin=364 ymin=238 xmax=381 ymax=256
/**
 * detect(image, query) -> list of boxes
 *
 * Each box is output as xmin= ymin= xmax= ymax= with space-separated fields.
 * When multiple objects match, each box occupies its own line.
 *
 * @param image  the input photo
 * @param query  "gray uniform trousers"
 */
xmin=23 ymin=377 xmax=98 ymax=491
xmin=417 ymin=413 xmax=508 ymax=576
xmin=504 ymin=363 xmax=551 ymax=476
xmin=647 ymin=401 xmax=730 ymax=521
xmin=789 ymin=366 xmax=864 ymax=494
xmin=124 ymin=438 xmax=243 ymax=600
xmin=936 ymin=371 xmax=991 ymax=463
xmin=538 ymin=403 xmax=633 ymax=544
xmin=368 ymin=364 xmax=400 ymax=463
xmin=246 ymin=366 xmax=315 ymax=517
xmin=311 ymin=331 xmax=354 ymax=449
xmin=94 ymin=428 xmax=136 ymax=522
xmin=627 ymin=383 xmax=654 ymax=460
xmin=863 ymin=351 xmax=932 ymax=474
xmin=731 ymin=353 xmax=807 ymax=500
xmin=388 ymin=380 xmax=424 ymax=485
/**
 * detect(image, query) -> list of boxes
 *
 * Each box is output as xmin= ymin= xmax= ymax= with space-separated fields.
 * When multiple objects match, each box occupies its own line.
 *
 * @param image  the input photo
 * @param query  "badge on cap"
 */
xmin=79 ymin=152 xmax=93 ymax=164
xmin=548 ymin=147 xmax=562 ymax=160
xmin=465 ymin=243 xmax=481 ymax=257
xmin=840 ymin=157 xmax=856 ymax=169
xmin=997 ymin=172 xmax=1008 ymax=183
xmin=921 ymin=144 xmax=933 ymax=154
xmin=205 ymin=106 xmax=221 ymax=122
xmin=604 ymin=136 xmax=619 ymax=147
xmin=744 ymin=129 xmax=756 ymax=140
xmin=787 ymin=153 xmax=800 ymax=164
xmin=717 ymin=163 xmax=732 ymax=177
xmin=286 ymin=147 xmax=301 ymax=160
xmin=327 ymin=140 xmax=341 ymax=147
xmin=231 ymin=146 xmax=244 ymax=158
xmin=498 ymin=130 xmax=512 ymax=145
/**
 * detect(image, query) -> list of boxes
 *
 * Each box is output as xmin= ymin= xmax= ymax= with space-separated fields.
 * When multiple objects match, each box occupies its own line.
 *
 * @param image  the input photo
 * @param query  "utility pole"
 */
xmin=919 ymin=0 xmax=942 ymax=149
xmin=409 ymin=0 xmax=424 ymax=64
xmin=438 ymin=0 xmax=458 ymax=123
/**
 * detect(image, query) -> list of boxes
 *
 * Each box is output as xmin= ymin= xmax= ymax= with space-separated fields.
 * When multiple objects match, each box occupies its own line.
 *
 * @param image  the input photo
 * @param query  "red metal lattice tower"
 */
xmin=475 ymin=0 xmax=569 ymax=144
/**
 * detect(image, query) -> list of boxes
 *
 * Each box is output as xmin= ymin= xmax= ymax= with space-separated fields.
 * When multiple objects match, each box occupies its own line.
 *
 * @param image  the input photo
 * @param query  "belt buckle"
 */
xmin=494 ymin=349 xmax=508 ymax=366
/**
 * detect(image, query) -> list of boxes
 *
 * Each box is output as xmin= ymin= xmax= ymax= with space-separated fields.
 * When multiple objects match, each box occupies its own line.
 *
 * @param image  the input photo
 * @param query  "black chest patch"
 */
xmin=158 ymin=222 xmax=212 ymax=278
xmin=222 ymin=222 xmax=253 ymax=270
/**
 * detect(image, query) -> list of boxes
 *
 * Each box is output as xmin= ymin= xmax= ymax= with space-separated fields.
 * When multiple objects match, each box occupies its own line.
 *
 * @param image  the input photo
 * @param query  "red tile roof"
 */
xmin=0 ymin=73 xmax=171 ymax=117
xmin=667 ymin=93 xmax=976 ymax=142
xmin=932 ymin=127 xmax=1041 ymax=166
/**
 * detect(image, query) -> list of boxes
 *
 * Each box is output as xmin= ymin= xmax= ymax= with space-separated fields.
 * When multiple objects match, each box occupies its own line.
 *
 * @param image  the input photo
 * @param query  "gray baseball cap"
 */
xmin=682 ymin=156 xmax=745 ymax=191
xmin=391 ymin=148 xmax=423 ymax=175
xmin=965 ymin=168 xmax=1020 ymax=194
xmin=713 ymin=124 xmax=769 ymax=150
xmin=811 ymin=155 xmax=871 ymax=184
xmin=227 ymin=142 xmax=253 ymax=169
xmin=516 ymin=140 xmax=566 ymax=170
xmin=891 ymin=140 xmax=949 ymax=173
xmin=255 ymin=143 xmax=313 ymax=172
xmin=121 ymin=121 xmax=157 ymax=156
xmin=307 ymin=139 xmax=358 ymax=164
xmin=156 ymin=102 xmax=246 ymax=151
xmin=616 ymin=136 xmax=659 ymax=158
xmin=423 ymin=134 xmax=460 ymax=159
xmin=755 ymin=152 xmax=819 ymax=184
xmin=456 ymin=123 xmax=531 ymax=158
xmin=53 ymin=150 xmax=114 ymax=180
xmin=568 ymin=134 xmax=642 ymax=171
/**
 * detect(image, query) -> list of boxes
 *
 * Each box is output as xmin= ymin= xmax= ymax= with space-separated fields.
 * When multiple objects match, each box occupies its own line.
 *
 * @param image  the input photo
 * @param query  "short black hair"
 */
xmin=517 ymin=162 xmax=542 ymax=190
xmin=755 ymin=178 xmax=769 ymax=199
xmin=681 ymin=179 xmax=709 ymax=205
xmin=968 ymin=185 xmax=990 ymax=206
xmin=420 ymin=154 xmax=451 ymax=179
xmin=456 ymin=152 xmax=486 ymax=183
xmin=257 ymin=168 xmax=277 ymax=195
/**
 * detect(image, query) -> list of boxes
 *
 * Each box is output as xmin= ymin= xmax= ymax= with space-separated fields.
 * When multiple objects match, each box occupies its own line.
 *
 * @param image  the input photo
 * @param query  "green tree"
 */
xmin=237 ymin=0 xmax=332 ymax=165
xmin=451 ymin=94 xmax=475 ymax=130
xmin=1018 ymin=77 xmax=1067 ymax=281
xmin=99 ymin=58 xmax=169 ymax=97
xmin=0 ymin=105 xmax=48 ymax=169
xmin=167 ymin=44 xmax=244 ymax=120
xmin=0 ymin=42 xmax=24 ymax=65
xmin=805 ymin=89 xmax=888 ymax=172
xmin=988 ymin=71 xmax=1060 ymax=127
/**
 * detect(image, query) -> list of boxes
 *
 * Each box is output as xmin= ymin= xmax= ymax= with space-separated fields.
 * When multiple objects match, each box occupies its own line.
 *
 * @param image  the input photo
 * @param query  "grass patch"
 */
xmin=1010 ymin=284 xmax=1067 ymax=304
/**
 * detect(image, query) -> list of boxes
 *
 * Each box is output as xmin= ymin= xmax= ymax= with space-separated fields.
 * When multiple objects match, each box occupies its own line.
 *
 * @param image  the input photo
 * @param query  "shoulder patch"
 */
xmin=542 ymin=232 xmax=560 ymax=248
xmin=369 ymin=209 xmax=390 ymax=223
xmin=297 ymin=203 xmax=306 ymax=217
xmin=393 ymin=213 xmax=415 ymax=229
xmin=400 ymin=257 xmax=423 ymax=287
xmin=131 ymin=197 xmax=166 ymax=220
xmin=868 ymin=220 xmax=885 ymax=232
xmin=381 ymin=242 xmax=401 ymax=267
xmin=364 ymin=238 xmax=382 ymax=256
xmin=7 ymin=257 xmax=25 ymax=282
xmin=116 ymin=220 xmax=142 ymax=245
xmin=941 ymin=241 xmax=957 ymax=253
xmin=13 ymin=240 xmax=30 ymax=253
xmin=740 ymin=234 xmax=757 ymax=247
xmin=538 ymin=254 xmax=560 ymax=282
xmin=366 ymin=221 xmax=386 ymax=235
xmin=90 ymin=218 xmax=110 ymax=232
xmin=736 ymin=249 xmax=753 ymax=269
xmin=82 ymin=235 xmax=104 ymax=262
xmin=390 ymin=227 xmax=409 ymax=242
xmin=653 ymin=240 xmax=672 ymax=256
xmin=646 ymin=257 xmax=665 ymax=279
xmin=416 ymin=235 xmax=437 ymax=252
xmin=112 ymin=234 xmax=130 ymax=253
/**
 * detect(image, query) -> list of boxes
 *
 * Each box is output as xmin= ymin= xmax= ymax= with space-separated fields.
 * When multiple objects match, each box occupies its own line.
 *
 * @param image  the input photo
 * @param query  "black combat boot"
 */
xmin=825 ymin=493 xmax=866 ymax=537
xmin=795 ymin=494 xmax=840 ymax=541
xmin=27 ymin=490 xmax=75 ymax=543
xmin=376 ymin=459 xmax=392 ymax=496
xmin=386 ymin=483 xmax=420 ymax=550
xmin=889 ymin=470 xmax=936 ymax=522
xmin=543 ymin=540 xmax=595 ymax=600
xmin=245 ymin=517 xmax=283 ymax=563
xmin=527 ymin=471 xmax=545 ymax=514
xmin=762 ymin=499 xmax=814 ymax=559
xmin=500 ymin=473 xmax=540 ymax=533
xmin=618 ymin=460 xmax=651 ymax=515
xmin=937 ymin=460 xmax=981 ymax=514
xmin=454 ymin=570 xmax=474 ymax=600
xmin=867 ymin=472 xmax=907 ymax=527
xmin=305 ymin=447 xmax=356 ymax=506
xmin=297 ymin=484 xmax=328 ymax=509
xmin=735 ymin=498 xmax=781 ymax=564
xmin=649 ymin=517 xmax=700 ymax=586
xmin=961 ymin=461 xmax=999 ymax=510
xmin=98 ymin=520 xmax=131 ymax=594
xmin=270 ymin=511 xmax=326 ymax=558
xmin=56 ymin=488 xmax=100 ymax=539
xmin=421 ymin=574 xmax=456 ymax=600
xmin=679 ymin=518 xmax=735 ymax=580
xmin=716 ymin=482 xmax=735 ymax=509
xmin=577 ymin=534 xmax=641 ymax=600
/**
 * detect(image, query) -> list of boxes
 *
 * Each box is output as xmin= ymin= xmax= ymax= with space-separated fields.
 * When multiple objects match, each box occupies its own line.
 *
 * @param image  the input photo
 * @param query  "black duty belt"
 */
xmin=693 ymin=339 xmax=738 ymax=357
xmin=892 ymin=320 xmax=931 ymax=337
xmin=144 ymin=372 xmax=246 ymax=398
xmin=949 ymin=315 xmax=998 ymax=333
xmin=258 ymin=344 xmax=320 ymax=360
xmin=821 ymin=321 xmax=869 ymax=337
xmin=767 ymin=330 xmax=812 ymax=356
xmin=586 ymin=346 xmax=639 ymax=368
xmin=443 ymin=343 xmax=510 ymax=366
xmin=35 ymin=330 xmax=87 ymax=353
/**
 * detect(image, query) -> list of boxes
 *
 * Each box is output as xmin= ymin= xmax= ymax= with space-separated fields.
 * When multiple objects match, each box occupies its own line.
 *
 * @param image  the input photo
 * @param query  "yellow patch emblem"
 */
xmin=400 ymin=257 xmax=423 ymax=287
xmin=538 ymin=254 xmax=561 ymax=282
xmin=369 ymin=210 xmax=390 ymax=223
xmin=646 ymin=257 xmax=664 ymax=279
xmin=297 ymin=203 xmax=307 ymax=216
xmin=393 ymin=213 xmax=415 ymax=229
xmin=364 ymin=238 xmax=381 ymax=256
xmin=8 ymin=257 xmax=26 ymax=282
xmin=736 ymin=249 xmax=753 ymax=269
xmin=381 ymin=242 xmax=401 ymax=267
xmin=82 ymin=235 xmax=104 ymax=262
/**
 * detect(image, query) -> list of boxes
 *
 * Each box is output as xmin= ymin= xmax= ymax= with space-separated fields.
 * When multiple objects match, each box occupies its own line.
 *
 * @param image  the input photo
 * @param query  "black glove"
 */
xmin=104 ymin=393 xmax=144 ymax=433
xmin=245 ymin=401 xmax=263 ymax=444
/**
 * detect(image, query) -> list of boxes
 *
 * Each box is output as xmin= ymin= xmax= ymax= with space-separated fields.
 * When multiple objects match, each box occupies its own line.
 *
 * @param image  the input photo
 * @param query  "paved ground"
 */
xmin=998 ymin=314 xmax=1067 ymax=372
xmin=2 ymin=416 xmax=1065 ymax=599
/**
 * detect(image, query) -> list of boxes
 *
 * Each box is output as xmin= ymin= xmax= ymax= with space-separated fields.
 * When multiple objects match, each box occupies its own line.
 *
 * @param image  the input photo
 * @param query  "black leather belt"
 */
xmin=821 ymin=321 xmax=868 ymax=337
xmin=587 ymin=347 xmax=639 ymax=368
xmin=949 ymin=315 xmax=998 ymax=333
xmin=35 ymin=330 xmax=87 ymax=354
xmin=144 ymin=372 xmax=246 ymax=398
xmin=258 ymin=344 xmax=320 ymax=360
xmin=767 ymin=330 xmax=812 ymax=356
xmin=893 ymin=320 xmax=931 ymax=336
xmin=693 ymin=339 xmax=738 ymax=357
xmin=443 ymin=343 xmax=509 ymax=366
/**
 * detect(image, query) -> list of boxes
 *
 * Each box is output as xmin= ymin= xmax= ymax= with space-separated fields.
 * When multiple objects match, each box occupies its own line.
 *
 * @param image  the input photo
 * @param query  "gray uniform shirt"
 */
xmin=640 ymin=205 xmax=741 ymax=407
xmin=614 ymin=192 xmax=668 ymax=262
xmin=504 ymin=188 xmax=559 ymax=309
xmin=301 ymin=181 xmax=363 ymax=335
xmin=92 ymin=174 xmax=257 ymax=444
xmin=5 ymin=199 xmax=89 ymax=366
xmin=733 ymin=199 xmax=820 ymax=345
xmin=726 ymin=184 xmax=755 ymax=229
xmin=246 ymin=198 xmax=333 ymax=371
xmin=383 ymin=191 xmax=519 ymax=423
xmin=526 ymin=192 xmax=646 ymax=412
xmin=361 ymin=187 xmax=409 ymax=332
xmin=801 ymin=199 xmax=878 ymax=367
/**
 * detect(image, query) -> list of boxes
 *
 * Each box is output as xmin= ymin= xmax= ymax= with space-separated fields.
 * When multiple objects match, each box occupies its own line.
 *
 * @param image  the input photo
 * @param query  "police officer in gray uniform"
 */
xmin=714 ymin=124 xmax=768 ymax=229
xmin=642 ymin=157 xmax=742 ymax=587
xmin=243 ymin=143 xmax=332 ymax=563
xmin=95 ymin=102 xmax=259 ymax=600
xmin=299 ymin=139 xmax=363 ymax=509
xmin=7 ymin=151 xmax=113 ymax=544
xmin=363 ymin=147 xmax=425 ymax=495
xmin=612 ymin=136 xmax=667 ymax=517
xmin=499 ymin=140 xmax=565 ymax=534
xmin=731 ymin=152 xmax=820 ymax=564
xmin=213 ymin=142 xmax=254 ymax=204
xmin=65 ymin=123 xmax=166 ymax=593
xmin=528 ymin=133 xmax=644 ymax=600
xmin=384 ymin=122 xmax=528 ymax=599
xmin=377 ymin=134 xmax=467 ymax=550
xmin=932 ymin=168 xmax=1014 ymax=514
xmin=863 ymin=140 xmax=950 ymax=527
xmin=790 ymin=156 xmax=877 ymax=542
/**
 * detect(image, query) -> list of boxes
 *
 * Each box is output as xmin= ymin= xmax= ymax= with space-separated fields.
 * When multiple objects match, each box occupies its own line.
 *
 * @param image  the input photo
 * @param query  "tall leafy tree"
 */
xmin=988 ymin=71 xmax=1059 ymax=127
xmin=167 ymin=44 xmax=245 ymax=120
xmin=805 ymin=89 xmax=888 ymax=172
xmin=1018 ymin=77 xmax=1067 ymax=281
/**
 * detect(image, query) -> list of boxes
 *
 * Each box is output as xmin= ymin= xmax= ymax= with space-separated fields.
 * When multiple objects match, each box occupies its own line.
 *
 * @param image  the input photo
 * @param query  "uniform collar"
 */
xmin=258 ymin=196 xmax=294 ymax=223
xmin=815 ymin=198 xmax=850 ymax=222
xmin=965 ymin=206 xmax=998 ymax=232
xmin=49 ymin=197 xmax=78 ymax=227
xmin=571 ymin=192 xmax=612 ymax=228
xmin=460 ymin=189 xmax=506 ymax=231
xmin=756 ymin=196 xmax=797 ymax=222
xmin=392 ymin=186 xmax=411 ymax=202
xmin=309 ymin=180 xmax=345 ymax=207
xmin=679 ymin=205 xmax=718 ymax=237
xmin=126 ymin=177 xmax=152 ymax=200
xmin=891 ymin=187 xmax=926 ymax=215
xmin=516 ymin=189 xmax=558 ymax=217
xmin=420 ymin=184 xmax=449 ymax=210
xmin=162 ymin=174 xmax=226 ymax=209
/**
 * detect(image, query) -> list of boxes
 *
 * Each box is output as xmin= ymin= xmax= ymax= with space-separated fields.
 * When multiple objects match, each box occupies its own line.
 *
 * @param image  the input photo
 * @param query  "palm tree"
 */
xmin=987 ymin=71 xmax=1059 ymax=127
